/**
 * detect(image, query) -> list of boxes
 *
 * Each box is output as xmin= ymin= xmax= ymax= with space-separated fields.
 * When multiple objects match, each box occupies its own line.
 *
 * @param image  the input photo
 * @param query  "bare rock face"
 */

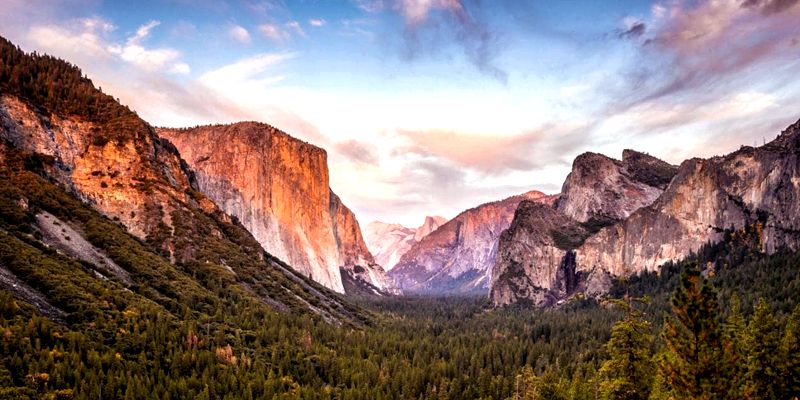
xmin=389 ymin=191 xmax=557 ymax=294
xmin=577 ymin=121 xmax=800 ymax=276
xmin=489 ymin=201 xmax=594 ymax=306
xmin=491 ymin=119 xmax=800 ymax=306
xmin=491 ymin=149 xmax=677 ymax=307
xmin=556 ymin=150 xmax=678 ymax=225
xmin=364 ymin=216 xmax=446 ymax=271
xmin=330 ymin=191 xmax=398 ymax=294
xmin=158 ymin=123 xmax=392 ymax=294
xmin=0 ymin=95 xmax=208 ymax=254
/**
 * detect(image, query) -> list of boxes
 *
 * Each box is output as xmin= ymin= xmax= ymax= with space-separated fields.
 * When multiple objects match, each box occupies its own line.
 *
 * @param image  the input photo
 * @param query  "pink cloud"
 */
xmin=630 ymin=0 xmax=800 ymax=103
xmin=396 ymin=125 xmax=587 ymax=174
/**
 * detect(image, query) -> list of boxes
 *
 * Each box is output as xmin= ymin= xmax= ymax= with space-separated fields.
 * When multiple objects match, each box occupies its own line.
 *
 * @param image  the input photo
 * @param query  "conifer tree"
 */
xmin=598 ymin=297 xmax=653 ymax=400
xmin=780 ymin=304 xmax=800 ymax=398
xmin=743 ymin=298 xmax=782 ymax=399
xmin=659 ymin=262 xmax=726 ymax=400
xmin=722 ymin=294 xmax=747 ymax=400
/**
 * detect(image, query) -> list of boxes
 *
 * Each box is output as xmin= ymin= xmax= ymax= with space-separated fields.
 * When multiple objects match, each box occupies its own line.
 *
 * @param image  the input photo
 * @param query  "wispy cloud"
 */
xmin=619 ymin=0 xmax=800 ymax=107
xmin=309 ymin=18 xmax=326 ymax=27
xmin=354 ymin=0 xmax=508 ymax=83
xmin=258 ymin=21 xmax=305 ymax=42
xmin=106 ymin=20 xmax=190 ymax=74
xmin=199 ymin=53 xmax=293 ymax=90
xmin=334 ymin=140 xmax=379 ymax=164
xmin=396 ymin=124 xmax=588 ymax=175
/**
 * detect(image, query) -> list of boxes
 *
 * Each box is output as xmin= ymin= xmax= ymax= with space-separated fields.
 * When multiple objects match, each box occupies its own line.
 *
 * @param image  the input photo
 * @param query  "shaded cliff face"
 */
xmin=389 ymin=191 xmax=557 ymax=294
xmin=492 ymin=120 xmax=800 ymax=306
xmin=364 ymin=216 xmax=446 ymax=271
xmin=490 ymin=201 xmax=606 ymax=307
xmin=159 ymin=124 xmax=392 ymax=294
xmin=330 ymin=191 xmax=398 ymax=295
xmin=556 ymin=150 xmax=678 ymax=225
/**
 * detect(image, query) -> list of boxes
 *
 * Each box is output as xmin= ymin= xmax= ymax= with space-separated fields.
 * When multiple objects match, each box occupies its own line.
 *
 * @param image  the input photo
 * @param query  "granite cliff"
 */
xmin=0 ymin=36 xmax=372 ymax=321
xmin=555 ymin=150 xmax=678 ymax=225
xmin=158 ymin=124 xmax=394 ymax=294
xmin=0 ymin=94 xmax=204 ymax=256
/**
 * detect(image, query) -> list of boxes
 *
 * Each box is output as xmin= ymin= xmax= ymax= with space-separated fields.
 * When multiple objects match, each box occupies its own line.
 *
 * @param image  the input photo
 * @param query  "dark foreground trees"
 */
xmin=623 ymin=262 xmax=799 ymax=400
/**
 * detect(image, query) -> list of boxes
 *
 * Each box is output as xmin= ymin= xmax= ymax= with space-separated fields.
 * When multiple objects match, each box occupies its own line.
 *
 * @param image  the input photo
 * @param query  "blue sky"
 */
xmin=2 ymin=0 xmax=800 ymax=226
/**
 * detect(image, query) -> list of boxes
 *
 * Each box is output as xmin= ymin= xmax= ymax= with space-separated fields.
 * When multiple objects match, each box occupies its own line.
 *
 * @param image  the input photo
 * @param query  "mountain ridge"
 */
xmin=363 ymin=215 xmax=446 ymax=271
xmin=491 ymin=120 xmax=800 ymax=306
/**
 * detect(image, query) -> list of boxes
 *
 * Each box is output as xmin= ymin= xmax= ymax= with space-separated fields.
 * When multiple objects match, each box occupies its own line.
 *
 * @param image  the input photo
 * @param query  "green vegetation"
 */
xmin=0 ymin=36 xmax=148 ymax=145
xmin=597 ymin=298 xmax=653 ymax=400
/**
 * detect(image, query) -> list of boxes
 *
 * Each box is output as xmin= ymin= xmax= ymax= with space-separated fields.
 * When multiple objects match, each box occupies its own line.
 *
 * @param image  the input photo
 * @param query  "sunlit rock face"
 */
xmin=0 ymin=95 xmax=213 ymax=258
xmin=364 ymin=216 xmax=447 ymax=271
xmin=158 ymin=123 xmax=394 ymax=294
xmin=389 ymin=191 xmax=558 ymax=294
xmin=492 ymin=119 xmax=800 ymax=307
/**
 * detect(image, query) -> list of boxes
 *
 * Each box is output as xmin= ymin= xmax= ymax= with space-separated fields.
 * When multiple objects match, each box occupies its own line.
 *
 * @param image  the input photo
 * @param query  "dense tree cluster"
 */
xmin=1 ymin=160 xmax=799 ymax=399
xmin=512 ymin=263 xmax=800 ymax=400
xmin=0 ymin=36 xmax=148 ymax=145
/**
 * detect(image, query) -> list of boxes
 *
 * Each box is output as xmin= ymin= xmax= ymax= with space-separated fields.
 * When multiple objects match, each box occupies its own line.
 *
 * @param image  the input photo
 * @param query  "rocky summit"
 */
xmin=555 ymin=150 xmax=678 ymax=225
xmin=159 ymin=124 xmax=395 ymax=295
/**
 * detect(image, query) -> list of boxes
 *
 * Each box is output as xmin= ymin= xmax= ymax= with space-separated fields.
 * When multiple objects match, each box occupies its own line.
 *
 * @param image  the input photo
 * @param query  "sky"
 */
xmin=2 ymin=0 xmax=800 ymax=227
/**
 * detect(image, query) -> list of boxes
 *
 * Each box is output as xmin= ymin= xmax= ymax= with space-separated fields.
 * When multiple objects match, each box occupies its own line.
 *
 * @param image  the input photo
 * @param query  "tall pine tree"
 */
xmin=743 ymin=298 xmax=782 ymax=399
xmin=659 ymin=262 xmax=727 ymax=400
xmin=598 ymin=297 xmax=653 ymax=400
xmin=781 ymin=304 xmax=800 ymax=398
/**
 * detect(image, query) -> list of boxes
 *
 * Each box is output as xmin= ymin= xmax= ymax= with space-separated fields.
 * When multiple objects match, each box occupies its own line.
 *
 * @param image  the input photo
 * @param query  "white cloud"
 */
xmin=258 ymin=23 xmax=288 ymax=42
xmin=228 ymin=25 xmax=251 ymax=43
xmin=199 ymin=53 xmax=294 ymax=92
xmin=28 ymin=24 xmax=111 ymax=59
xmin=170 ymin=62 xmax=192 ymax=74
xmin=80 ymin=17 xmax=115 ymax=34
xmin=258 ymin=21 xmax=306 ymax=42
xmin=73 ymin=19 xmax=190 ymax=74
xmin=309 ymin=18 xmax=326 ymax=27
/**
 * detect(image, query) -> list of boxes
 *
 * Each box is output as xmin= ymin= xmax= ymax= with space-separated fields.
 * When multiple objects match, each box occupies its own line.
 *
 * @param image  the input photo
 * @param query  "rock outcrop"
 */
xmin=491 ymin=120 xmax=800 ymax=306
xmin=390 ymin=191 xmax=557 ymax=294
xmin=0 ymin=36 xmax=379 ymax=324
xmin=159 ymin=123 xmax=393 ymax=294
xmin=330 ymin=191 xmax=397 ymax=294
xmin=0 ymin=94 xmax=208 ymax=253
xmin=490 ymin=201 xmax=593 ymax=306
xmin=364 ymin=216 xmax=446 ymax=271
xmin=577 ymin=121 xmax=800 ymax=276
xmin=555 ymin=150 xmax=678 ymax=225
